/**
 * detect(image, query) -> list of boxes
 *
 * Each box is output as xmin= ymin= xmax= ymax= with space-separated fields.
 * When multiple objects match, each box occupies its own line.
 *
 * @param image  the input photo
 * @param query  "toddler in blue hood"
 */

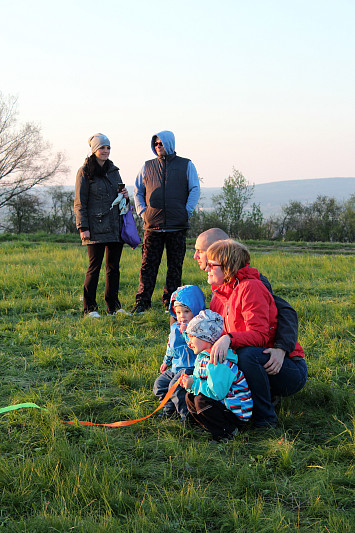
xmin=153 ymin=285 xmax=206 ymax=422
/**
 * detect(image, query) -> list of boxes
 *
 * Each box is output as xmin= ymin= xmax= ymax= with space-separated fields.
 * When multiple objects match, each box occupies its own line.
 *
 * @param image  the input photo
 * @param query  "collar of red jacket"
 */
xmin=212 ymin=265 xmax=261 ymax=299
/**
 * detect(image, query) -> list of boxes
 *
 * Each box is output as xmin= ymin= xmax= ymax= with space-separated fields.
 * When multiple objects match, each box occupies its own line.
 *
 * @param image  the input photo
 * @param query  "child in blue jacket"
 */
xmin=181 ymin=309 xmax=253 ymax=441
xmin=153 ymin=285 xmax=205 ymax=423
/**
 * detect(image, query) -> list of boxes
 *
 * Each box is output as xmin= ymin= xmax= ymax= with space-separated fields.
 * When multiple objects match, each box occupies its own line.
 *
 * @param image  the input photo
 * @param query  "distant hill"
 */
xmin=198 ymin=177 xmax=355 ymax=217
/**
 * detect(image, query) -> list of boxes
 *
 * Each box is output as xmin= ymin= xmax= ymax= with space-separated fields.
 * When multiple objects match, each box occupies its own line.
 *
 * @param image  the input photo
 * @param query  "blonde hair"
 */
xmin=173 ymin=301 xmax=191 ymax=312
xmin=207 ymin=239 xmax=250 ymax=284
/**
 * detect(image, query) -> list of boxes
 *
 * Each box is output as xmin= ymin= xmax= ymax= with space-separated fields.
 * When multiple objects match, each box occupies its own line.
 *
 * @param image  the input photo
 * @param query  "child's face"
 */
xmin=175 ymin=306 xmax=193 ymax=325
xmin=187 ymin=335 xmax=212 ymax=354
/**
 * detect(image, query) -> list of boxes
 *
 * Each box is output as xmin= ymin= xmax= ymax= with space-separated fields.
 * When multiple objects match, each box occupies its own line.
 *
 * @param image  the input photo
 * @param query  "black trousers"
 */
xmin=83 ymin=242 xmax=123 ymax=314
xmin=135 ymin=229 xmax=187 ymax=307
xmin=185 ymin=392 xmax=241 ymax=441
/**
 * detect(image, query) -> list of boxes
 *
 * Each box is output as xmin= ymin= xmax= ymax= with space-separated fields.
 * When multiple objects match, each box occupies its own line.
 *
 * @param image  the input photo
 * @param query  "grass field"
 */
xmin=0 ymin=239 xmax=354 ymax=532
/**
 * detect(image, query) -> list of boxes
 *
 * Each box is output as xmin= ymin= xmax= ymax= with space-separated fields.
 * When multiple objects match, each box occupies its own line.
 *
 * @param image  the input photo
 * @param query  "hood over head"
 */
xmin=151 ymin=130 xmax=175 ymax=156
xmin=169 ymin=285 xmax=206 ymax=319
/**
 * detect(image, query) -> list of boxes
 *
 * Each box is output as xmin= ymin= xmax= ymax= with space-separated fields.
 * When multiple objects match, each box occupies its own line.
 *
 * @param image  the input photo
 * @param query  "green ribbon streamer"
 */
xmin=0 ymin=403 xmax=46 ymax=414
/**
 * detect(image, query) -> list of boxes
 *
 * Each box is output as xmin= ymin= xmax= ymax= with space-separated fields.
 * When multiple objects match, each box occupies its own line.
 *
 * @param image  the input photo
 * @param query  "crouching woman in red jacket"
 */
xmin=207 ymin=239 xmax=307 ymax=429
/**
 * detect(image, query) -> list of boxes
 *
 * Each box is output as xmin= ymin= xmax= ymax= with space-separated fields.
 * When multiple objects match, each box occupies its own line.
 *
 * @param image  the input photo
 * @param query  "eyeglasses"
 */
xmin=154 ymin=141 xmax=163 ymax=147
xmin=206 ymin=262 xmax=222 ymax=269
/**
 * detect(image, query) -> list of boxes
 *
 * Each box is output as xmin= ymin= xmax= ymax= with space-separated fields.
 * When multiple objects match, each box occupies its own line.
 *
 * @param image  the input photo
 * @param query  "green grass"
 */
xmin=0 ymin=239 xmax=354 ymax=532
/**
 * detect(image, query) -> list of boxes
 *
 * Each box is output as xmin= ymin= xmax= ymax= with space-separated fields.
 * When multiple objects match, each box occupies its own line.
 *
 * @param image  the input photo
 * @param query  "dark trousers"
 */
xmin=185 ymin=392 xmax=242 ymax=440
xmin=237 ymin=346 xmax=308 ymax=427
xmin=153 ymin=368 xmax=193 ymax=419
xmin=135 ymin=229 xmax=187 ymax=307
xmin=83 ymin=242 xmax=123 ymax=314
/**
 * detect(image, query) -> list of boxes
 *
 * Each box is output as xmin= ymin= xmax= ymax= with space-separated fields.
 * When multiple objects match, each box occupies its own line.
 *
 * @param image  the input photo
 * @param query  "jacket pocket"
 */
xmin=90 ymin=212 xmax=112 ymax=236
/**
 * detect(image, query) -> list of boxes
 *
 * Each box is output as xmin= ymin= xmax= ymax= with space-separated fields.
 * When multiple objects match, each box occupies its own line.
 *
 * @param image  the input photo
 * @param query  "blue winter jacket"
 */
xmin=163 ymin=285 xmax=206 ymax=373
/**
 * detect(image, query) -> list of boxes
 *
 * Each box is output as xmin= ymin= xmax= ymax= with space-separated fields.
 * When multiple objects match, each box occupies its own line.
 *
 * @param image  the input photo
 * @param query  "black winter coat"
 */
xmin=74 ymin=158 xmax=124 ymax=244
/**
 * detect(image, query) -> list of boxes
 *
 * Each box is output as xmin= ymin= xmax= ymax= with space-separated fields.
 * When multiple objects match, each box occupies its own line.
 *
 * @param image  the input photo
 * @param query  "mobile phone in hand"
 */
xmin=118 ymin=183 xmax=125 ymax=193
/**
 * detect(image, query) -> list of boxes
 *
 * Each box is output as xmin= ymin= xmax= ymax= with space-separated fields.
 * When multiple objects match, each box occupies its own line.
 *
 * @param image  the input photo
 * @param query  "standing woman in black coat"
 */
xmin=74 ymin=133 xmax=129 ymax=317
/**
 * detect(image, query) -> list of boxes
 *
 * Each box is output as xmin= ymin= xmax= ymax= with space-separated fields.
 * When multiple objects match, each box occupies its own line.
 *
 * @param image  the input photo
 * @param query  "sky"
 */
xmin=1 ymin=0 xmax=354 ymax=188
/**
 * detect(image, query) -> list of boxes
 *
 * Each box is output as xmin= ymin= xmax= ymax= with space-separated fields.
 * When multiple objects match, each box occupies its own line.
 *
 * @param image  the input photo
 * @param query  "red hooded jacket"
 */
xmin=210 ymin=265 xmax=304 ymax=358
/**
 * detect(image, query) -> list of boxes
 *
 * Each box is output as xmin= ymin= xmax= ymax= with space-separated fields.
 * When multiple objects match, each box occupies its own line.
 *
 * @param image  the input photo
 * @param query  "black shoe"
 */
xmin=181 ymin=414 xmax=199 ymax=428
xmin=252 ymin=422 xmax=278 ymax=431
xmin=211 ymin=428 xmax=239 ymax=443
xmin=271 ymin=395 xmax=281 ymax=407
xmin=157 ymin=411 xmax=177 ymax=420
xmin=130 ymin=303 xmax=150 ymax=315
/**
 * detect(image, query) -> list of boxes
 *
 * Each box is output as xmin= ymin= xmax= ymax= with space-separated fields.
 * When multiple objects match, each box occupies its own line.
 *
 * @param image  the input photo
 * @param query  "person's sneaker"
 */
xmin=107 ymin=309 xmax=131 ymax=316
xmin=86 ymin=311 xmax=101 ymax=318
xmin=130 ymin=303 xmax=150 ymax=315
xmin=163 ymin=302 xmax=170 ymax=313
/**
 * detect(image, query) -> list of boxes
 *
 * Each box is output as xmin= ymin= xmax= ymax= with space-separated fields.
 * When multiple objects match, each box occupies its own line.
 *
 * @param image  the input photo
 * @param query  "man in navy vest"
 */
xmin=131 ymin=130 xmax=200 ymax=314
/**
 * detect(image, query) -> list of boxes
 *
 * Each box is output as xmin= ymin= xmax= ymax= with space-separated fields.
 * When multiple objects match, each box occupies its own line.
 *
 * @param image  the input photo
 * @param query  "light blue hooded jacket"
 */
xmin=133 ymin=130 xmax=200 ymax=226
xmin=163 ymin=285 xmax=206 ymax=373
xmin=150 ymin=130 xmax=176 ymax=157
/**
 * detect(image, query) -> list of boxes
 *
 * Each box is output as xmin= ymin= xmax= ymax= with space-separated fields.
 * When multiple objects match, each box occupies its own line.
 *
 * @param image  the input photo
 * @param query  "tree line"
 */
xmin=189 ymin=169 xmax=355 ymax=243
xmin=1 ymin=179 xmax=353 ymax=243
xmin=0 ymin=92 xmax=353 ymax=242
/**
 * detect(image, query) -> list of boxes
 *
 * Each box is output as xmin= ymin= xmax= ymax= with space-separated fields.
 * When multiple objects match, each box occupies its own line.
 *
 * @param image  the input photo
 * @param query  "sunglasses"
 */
xmin=154 ymin=141 xmax=163 ymax=147
xmin=207 ymin=262 xmax=222 ymax=269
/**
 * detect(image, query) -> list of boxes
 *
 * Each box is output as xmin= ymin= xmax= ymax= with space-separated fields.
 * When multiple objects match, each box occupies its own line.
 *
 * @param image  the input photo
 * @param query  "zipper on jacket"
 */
xmin=224 ymin=305 xmax=232 ymax=337
xmin=225 ymin=277 xmax=240 ymax=339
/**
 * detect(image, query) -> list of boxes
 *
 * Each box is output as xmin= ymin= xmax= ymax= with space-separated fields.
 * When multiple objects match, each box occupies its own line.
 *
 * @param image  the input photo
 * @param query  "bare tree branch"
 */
xmin=0 ymin=92 xmax=68 ymax=209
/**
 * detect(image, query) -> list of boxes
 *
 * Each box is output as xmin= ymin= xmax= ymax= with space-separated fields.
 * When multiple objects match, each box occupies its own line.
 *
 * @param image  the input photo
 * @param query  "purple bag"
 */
xmin=121 ymin=204 xmax=141 ymax=249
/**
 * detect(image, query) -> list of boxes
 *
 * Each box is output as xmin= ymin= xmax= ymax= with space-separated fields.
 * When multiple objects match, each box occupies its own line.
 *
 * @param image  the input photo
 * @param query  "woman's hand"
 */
xmin=160 ymin=363 xmax=168 ymax=373
xmin=263 ymin=348 xmax=286 ymax=375
xmin=80 ymin=230 xmax=90 ymax=242
xmin=181 ymin=374 xmax=194 ymax=389
xmin=210 ymin=335 xmax=231 ymax=365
